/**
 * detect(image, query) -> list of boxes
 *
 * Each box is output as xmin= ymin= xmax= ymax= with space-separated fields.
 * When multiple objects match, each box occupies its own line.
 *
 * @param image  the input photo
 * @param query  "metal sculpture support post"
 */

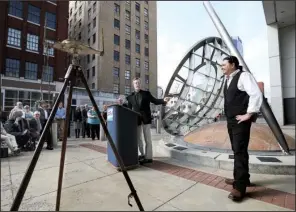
xmin=10 ymin=40 xmax=144 ymax=211
xmin=203 ymin=1 xmax=290 ymax=154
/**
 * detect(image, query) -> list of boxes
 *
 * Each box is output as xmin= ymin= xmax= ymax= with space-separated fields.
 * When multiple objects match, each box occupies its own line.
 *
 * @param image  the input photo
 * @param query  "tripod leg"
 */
xmin=10 ymin=65 xmax=74 ymax=211
xmin=56 ymin=82 xmax=74 ymax=211
xmin=78 ymin=68 xmax=144 ymax=211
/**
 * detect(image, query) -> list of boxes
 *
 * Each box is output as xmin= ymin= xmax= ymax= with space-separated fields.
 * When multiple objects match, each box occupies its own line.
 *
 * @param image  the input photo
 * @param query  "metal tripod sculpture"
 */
xmin=203 ymin=1 xmax=291 ymax=154
xmin=10 ymin=40 xmax=144 ymax=211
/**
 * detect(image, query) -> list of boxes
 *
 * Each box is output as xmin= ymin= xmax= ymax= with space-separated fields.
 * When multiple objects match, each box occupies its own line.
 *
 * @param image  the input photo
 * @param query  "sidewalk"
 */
xmin=1 ymin=137 xmax=295 ymax=211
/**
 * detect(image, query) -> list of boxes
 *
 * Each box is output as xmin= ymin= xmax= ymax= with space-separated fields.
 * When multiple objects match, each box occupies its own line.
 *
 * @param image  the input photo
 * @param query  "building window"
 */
xmin=135 ymin=72 xmax=140 ymax=78
xmin=135 ymin=30 xmax=140 ymax=40
xmin=145 ymin=34 xmax=149 ymax=43
xmin=5 ymin=58 xmax=20 ymax=78
xmin=144 ymin=21 xmax=149 ymax=30
xmin=93 ymin=17 xmax=96 ymax=28
xmin=144 ymin=61 xmax=149 ymax=71
xmin=92 ymin=83 xmax=95 ymax=89
xmin=45 ymin=12 xmax=56 ymax=29
xmin=125 ymin=70 xmax=130 ymax=80
xmin=92 ymin=66 xmax=95 ymax=76
xmin=93 ymin=2 xmax=96 ymax=13
xmin=88 ymin=38 xmax=90 ymax=45
xmin=79 ymin=19 xmax=82 ymax=28
xmin=136 ymin=16 xmax=140 ymax=25
xmin=114 ymin=50 xmax=120 ymax=61
xmin=125 ymin=10 xmax=130 ymax=20
xmin=125 ymin=86 xmax=130 ymax=95
xmin=125 ymin=54 xmax=130 ymax=65
xmin=114 ymin=34 xmax=120 ymax=45
xmin=114 ymin=3 xmax=120 ymax=16
xmin=145 ymin=75 xmax=149 ymax=84
xmin=42 ymin=66 xmax=54 ymax=82
xmin=8 ymin=1 xmax=23 ymax=18
xmin=7 ymin=28 xmax=21 ymax=48
xmin=93 ymin=33 xmax=96 ymax=43
xmin=79 ymin=6 xmax=82 ymax=15
xmin=25 ymin=62 xmax=37 ymax=80
xmin=125 ymin=39 xmax=131 ymax=49
xmin=70 ymin=8 xmax=72 ymax=16
xmin=126 ymin=1 xmax=130 ymax=5
xmin=87 ymin=55 xmax=90 ymax=63
xmin=69 ymin=20 xmax=72 ymax=28
xmin=74 ymin=1 xmax=77 ymax=9
xmin=113 ymin=84 xmax=119 ymax=94
xmin=78 ymin=32 xmax=81 ymax=40
xmin=87 ymin=23 xmax=90 ymax=33
xmin=87 ymin=69 xmax=89 ymax=79
xmin=113 ymin=67 xmax=119 ymax=78
xmin=26 ymin=33 xmax=39 ymax=52
xmin=92 ymin=54 xmax=95 ymax=60
xmin=125 ymin=25 xmax=131 ymax=34
xmin=135 ymin=2 xmax=140 ymax=12
xmin=145 ymin=47 xmax=149 ymax=57
xmin=144 ymin=8 xmax=148 ymax=17
xmin=88 ymin=8 xmax=91 ymax=19
xmin=28 ymin=4 xmax=40 ymax=24
xmin=135 ymin=44 xmax=140 ymax=53
xmin=114 ymin=19 xmax=120 ymax=29
xmin=44 ymin=40 xmax=54 ymax=56
xmin=136 ymin=58 xmax=140 ymax=67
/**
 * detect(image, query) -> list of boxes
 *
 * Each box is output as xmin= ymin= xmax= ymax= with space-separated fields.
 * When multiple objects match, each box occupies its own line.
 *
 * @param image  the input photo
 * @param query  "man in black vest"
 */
xmin=222 ymin=56 xmax=263 ymax=201
xmin=123 ymin=77 xmax=169 ymax=164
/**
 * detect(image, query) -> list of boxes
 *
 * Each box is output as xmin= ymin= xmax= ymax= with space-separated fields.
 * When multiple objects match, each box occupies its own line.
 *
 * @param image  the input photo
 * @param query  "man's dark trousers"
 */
xmin=227 ymin=118 xmax=252 ymax=194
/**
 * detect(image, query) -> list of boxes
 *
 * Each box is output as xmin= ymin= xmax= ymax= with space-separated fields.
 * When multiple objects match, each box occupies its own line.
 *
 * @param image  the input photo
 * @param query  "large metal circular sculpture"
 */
xmin=162 ymin=37 xmax=231 ymax=136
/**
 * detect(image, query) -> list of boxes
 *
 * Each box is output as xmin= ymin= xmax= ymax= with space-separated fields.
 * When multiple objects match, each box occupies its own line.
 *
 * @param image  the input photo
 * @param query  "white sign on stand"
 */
xmin=107 ymin=107 xmax=113 ymax=121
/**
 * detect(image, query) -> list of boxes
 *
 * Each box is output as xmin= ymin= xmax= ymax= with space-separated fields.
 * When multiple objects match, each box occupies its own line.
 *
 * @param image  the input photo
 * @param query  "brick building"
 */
xmin=0 ymin=0 xmax=69 ymax=115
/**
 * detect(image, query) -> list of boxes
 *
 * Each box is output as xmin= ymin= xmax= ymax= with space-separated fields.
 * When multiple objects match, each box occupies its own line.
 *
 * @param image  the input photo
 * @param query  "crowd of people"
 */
xmin=1 ymin=100 xmax=108 ymax=157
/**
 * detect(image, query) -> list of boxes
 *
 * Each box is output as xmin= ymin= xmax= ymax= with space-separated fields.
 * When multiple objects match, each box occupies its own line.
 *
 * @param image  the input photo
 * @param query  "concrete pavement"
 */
xmin=1 ymin=137 xmax=295 ymax=211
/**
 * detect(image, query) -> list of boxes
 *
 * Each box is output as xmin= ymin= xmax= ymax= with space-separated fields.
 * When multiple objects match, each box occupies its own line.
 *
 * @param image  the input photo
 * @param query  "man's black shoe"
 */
xmin=138 ymin=155 xmax=145 ymax=161
xmin=139 ymin=159 xmax=153 ymax=165
xmin=46 ymin=146 xmax=53 ymax=150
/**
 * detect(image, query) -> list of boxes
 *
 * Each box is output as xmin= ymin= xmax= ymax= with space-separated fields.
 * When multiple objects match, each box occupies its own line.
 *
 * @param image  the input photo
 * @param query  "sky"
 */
xmin=156 ymin=1 xmax=270 ymax=99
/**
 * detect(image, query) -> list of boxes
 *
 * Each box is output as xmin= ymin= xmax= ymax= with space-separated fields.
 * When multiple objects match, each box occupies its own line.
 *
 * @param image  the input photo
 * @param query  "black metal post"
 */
xmin=78 ymin=66 xmax=144 ymax=211
xmin=10 ymin=65 xmax=73 ymax=211
xmin=56 ymin=78 xmax=74 ymax=211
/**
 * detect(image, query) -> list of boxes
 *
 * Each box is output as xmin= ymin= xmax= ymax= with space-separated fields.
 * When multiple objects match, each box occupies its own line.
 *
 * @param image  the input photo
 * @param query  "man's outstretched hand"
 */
xmin=164 ymin=97 xmax=170 ymax=103
xmin=236 ymin=113 xmax=252 ymax=124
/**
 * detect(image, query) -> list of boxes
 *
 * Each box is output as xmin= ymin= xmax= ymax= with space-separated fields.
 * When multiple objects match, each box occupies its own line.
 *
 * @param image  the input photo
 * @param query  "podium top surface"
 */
xmin=107 ymin=104 xmax=141 ymax=116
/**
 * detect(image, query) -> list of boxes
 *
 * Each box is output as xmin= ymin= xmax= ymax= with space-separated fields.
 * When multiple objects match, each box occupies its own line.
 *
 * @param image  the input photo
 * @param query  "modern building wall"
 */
xmin=279 ymin=24 xmax=295 ymax=125
xmin=68 ymin=1 xmax=158 ymax=97
xmin=0 ymin=1 xmax=69 ymax=115
xmin=267 ymin=23 xmax=295 ymax=125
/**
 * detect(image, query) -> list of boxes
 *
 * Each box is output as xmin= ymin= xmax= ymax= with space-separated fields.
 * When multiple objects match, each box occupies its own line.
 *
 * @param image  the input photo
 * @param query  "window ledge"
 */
xmin=27 ymin=21 xmax=41 ymax=27
xmin=43 ymin=54 xmax=55 ymax=58
xmin=8 ymin=14 xmax=23 ymax=21
xmin=46 ymin=27 xmax=56 ymax=32
xmin=6 ymin=45 xmax=21 ymax=50
xmin=26 ymin=49 xmax=39 ymax=54
xmin=47 ymin=1 xmax=57 ymax=6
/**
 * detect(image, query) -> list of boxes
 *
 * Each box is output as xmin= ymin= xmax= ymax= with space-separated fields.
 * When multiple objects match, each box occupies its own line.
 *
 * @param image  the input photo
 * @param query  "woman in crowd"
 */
xmin=74 ymin=106 xmax=82 ymax=138
xmin=23 ymin=105 xmax=34 ymax=120
xmin=87 ymin=106 xmax=100 ymax=140
xmin=1 ymin=122 xmax=21 ymax=156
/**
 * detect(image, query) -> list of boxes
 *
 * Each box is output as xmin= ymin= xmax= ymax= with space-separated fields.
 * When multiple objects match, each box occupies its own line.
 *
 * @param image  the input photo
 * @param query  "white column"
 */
xmin=267 ymin=23 xmax=284 ymax=126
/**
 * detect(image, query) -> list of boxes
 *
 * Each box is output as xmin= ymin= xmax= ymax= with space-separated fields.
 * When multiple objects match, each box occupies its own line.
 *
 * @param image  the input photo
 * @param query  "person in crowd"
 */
xmin=120 ymin=77 xmax=169 ymax=164
xmin=74 ymin=106 xmax=82 ymax=138
xmin=28 ymin=111 xmax=43 ymax=147
xmin=23 ymin=105 xmax=34 ymax=120
xmin=9 ymin=102 xmax=23 ymax=119
xmin=83 ymin=104 xmax=90 ymax=138
xmin=55 ymin=102 xmax=66 ymax=141
xmin=37 ymin=101 xmax=53 ymax=150
xmin=4 ymin=110 xmax=30 ymax=150
xmin=221 ymin=55 xmax=263 ymax=201
xmin=102 ymin=104 xmax=108 ymax=125
xmin=87 ymin=106 xmax=100 ymax=140
xmin=81 ymin=105 xmax=87 ymax=138
xmin=1 ymin=122 xmax=21 ymax=155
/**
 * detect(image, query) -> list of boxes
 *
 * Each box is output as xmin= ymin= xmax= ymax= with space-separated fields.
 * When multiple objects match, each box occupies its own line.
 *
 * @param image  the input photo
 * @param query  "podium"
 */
xmin=107 ymin=105 xmax=140 ymax=170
